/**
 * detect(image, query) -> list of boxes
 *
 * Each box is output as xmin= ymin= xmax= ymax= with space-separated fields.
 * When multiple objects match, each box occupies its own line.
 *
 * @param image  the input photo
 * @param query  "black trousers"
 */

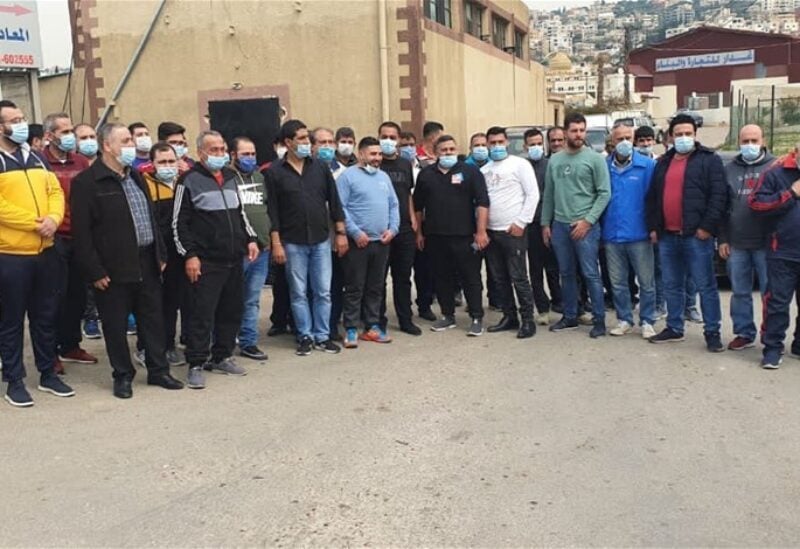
xmin=83 ymin=288 xmax=99 ymax=321
xmin=380 ymin=230 xmax=415 ymax=328
xmin=527 ymin=222 xmax=561 ymax=313
xmin=185 ymin=259 xmax=244 ymax=367
xmin=414 ymin=248 xmax=435 ymax=313
xmin=330 ymin=252 xmax=345 ymax=336
xmin=0 ymin=248 xmax=59 ymax=383
xmin=427 ymin=235 xmax=484 ymax=319
xmin=269 ymin=263 xmax=293 ymax=329
xmin=487 ymin=230 xmax=534 ymax=319
xmin=94 ymin=247 xmax=169 ymax=380
xmin=55 ymin=235 xmax=87 ymax=354
xmin=342 ymin=240 xmax=390 ymax=329
xmin=138 ymin=247 xmax=186 ymax=352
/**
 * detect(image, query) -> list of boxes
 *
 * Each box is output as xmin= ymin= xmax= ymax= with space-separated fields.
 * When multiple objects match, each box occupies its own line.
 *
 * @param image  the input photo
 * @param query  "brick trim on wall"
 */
xmin=68 ymin=0 xmax=105 ymax=123
xmin=396 ymin=1 xmax=426 ymax=135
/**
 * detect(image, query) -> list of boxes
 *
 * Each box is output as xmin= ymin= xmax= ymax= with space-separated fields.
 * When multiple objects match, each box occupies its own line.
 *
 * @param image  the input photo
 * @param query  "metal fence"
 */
xmin=729 ymin=83 xmax=800 ymax=154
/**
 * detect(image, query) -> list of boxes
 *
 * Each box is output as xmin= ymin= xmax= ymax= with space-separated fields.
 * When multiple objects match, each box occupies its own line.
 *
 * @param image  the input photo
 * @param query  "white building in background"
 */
xmin=761 ymin=0 xmax=798 ymax=12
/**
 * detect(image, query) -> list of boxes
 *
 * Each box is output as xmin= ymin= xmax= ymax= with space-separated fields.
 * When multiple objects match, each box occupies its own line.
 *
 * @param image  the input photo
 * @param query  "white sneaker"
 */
xmin=578 ymin=311 xmax=594 ymax=325
xmin=641 ymin=322 xmax=656 ymax=339
xmin=535 ymin=312 xmax=550 ymax=326
xmin=609 ymin=321 xmax=632 ymax=336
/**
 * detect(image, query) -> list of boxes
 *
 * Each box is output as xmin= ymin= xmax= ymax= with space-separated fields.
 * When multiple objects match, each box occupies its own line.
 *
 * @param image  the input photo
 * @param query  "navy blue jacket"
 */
xmin=749 ymin=154 xmax=800 ymax=262
xmin=602 ymin=151 xmax=656 ymax=243
xmin=646 ymin=143 xmax=728 ymax=236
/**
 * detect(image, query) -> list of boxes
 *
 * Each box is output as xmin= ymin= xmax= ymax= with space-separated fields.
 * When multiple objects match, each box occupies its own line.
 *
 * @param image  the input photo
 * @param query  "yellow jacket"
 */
xmin=0 ymin=146 xmax=65 ymax=255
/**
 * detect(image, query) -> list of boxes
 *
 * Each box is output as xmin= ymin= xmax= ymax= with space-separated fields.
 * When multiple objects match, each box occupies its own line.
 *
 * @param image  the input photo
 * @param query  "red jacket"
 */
xmin=43 ymin=147 xmax=90 ymax=237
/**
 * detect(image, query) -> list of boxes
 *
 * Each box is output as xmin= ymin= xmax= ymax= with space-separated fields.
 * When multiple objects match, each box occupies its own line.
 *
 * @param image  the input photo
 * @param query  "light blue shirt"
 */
xmin=336 ymin=165 xmax=400 ymax=240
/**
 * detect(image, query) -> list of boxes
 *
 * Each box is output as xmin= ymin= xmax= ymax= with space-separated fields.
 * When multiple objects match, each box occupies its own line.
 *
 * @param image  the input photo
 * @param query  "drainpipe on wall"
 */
xmin=378 ymin=0 xmax=390 ymax=121
xmin=95 ymin=0 xmax=168 ymax=130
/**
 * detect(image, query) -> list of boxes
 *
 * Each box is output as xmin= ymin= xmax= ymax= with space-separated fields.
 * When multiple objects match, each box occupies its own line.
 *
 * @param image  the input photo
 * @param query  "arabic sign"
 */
xmin=655 ymin=49 xmax=755 ymax=72
xmin=0 ymin=1 xmax=42 ymax=68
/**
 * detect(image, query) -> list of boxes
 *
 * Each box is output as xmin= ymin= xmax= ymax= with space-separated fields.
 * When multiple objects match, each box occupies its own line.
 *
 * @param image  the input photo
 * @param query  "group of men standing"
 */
xmin=1 ymin=101 xmax=798 ymax=407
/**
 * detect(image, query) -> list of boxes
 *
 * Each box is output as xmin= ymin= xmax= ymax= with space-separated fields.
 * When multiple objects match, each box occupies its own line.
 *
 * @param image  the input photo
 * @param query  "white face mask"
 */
xmin=276 ymin=146 xmax=287 ymax=159
xmin=135 ymin=135 xmax=152 ymax=153
xmin=337 ymin=142 xmax=354 ymax=157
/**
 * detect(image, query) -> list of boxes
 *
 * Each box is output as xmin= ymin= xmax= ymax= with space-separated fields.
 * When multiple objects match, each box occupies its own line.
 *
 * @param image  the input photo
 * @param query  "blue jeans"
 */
xmin=285 ymin=241 xmax=332 ymax=342
xmin=551 ymin=221 xmax=605 ymax=323
xmin=654 ymin=244 xmax=695 ymax=310
xmin=658 ymin=234 xmax=721 ymax=335
xmin=727 ymin=247 xmax=767 ymax=341
xmin=605 ymin=240 xmax=656 ymax=325
xmin=238 ymin=250 xmax=270 ymax=348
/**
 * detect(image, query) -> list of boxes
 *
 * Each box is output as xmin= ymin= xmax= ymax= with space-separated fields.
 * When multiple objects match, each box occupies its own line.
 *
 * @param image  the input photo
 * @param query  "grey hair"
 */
xmin=43 ymin=112 xmax=70 ymax=134
xmin=612 ymin=121 xmax=633 ymax=130
xmin=310 ymin=127 xmax=334 ymax=145
xmin=196 ymin=130 xmax=223 ymax=150
xmin=98 ymin=123 xmax=127 ymax=146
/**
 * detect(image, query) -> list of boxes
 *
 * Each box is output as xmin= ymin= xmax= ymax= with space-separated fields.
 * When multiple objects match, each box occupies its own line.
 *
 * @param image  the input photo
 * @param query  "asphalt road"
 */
xmin=2 ymin=290 xmax=800 ymax=546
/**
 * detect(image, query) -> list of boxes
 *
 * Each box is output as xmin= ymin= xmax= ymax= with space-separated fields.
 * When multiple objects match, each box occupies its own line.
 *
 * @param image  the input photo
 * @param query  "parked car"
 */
xmin=585 ymin=126 xmax=610 ymax=154
xmin=669 ymin=108 xmax=704 ymax=128
xmin=612 ymin=115 xmax=665 ymax=144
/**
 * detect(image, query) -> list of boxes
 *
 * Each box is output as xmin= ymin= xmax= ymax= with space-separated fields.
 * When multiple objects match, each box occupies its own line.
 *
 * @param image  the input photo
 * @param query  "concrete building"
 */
xmin=40 ymin=0 xmax=550 ymax=154
xmin=629 ymin=26 xmax=800 ymax=122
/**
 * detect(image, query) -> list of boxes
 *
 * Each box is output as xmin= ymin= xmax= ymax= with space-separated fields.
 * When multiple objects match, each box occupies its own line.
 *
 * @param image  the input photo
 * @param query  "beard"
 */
xmin=567 ymin=137 xmax=584 ymax=149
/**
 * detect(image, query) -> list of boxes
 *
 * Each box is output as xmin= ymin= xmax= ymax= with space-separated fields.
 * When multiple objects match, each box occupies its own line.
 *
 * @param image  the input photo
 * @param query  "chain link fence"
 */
xmin=728 ymin=83 xmax=800 ymax=155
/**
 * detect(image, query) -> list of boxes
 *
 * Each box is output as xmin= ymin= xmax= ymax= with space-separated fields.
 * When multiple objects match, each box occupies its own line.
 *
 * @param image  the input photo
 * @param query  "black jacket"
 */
xmin=71 ymin=161 xmax=165 ymax=284
xmin=173 ymin=163 xmax=257 ymax=263
xmin=646 ymin=143 xmax=728 ymax=236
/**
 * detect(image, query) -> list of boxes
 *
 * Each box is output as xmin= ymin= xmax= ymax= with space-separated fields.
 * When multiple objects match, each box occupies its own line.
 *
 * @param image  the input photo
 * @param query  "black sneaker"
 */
xmin=431 ymin=316 xmax=457 ymax=331
xmin=467 ymin=318 xmax=484 ymax=337
xmin=5 ymin=382 xmax=33 ymax=407
xmin=400 ymin=322 xmax=423 ymax=336
xmin=649 ymin=328 xmax=685 ymax=343
xmin=314 ymin=340 xmax=341 ymax=354
xmin=762 ymin=352 xmax=782 ymax=369
xmin=37 ymin=374 xmax=75 ymax=397
xmin=549 ymin=317 xmax=579 ymax=332
xmin=240 ymin=345 xmax=268 ymax=361
xmin=418 ymin=309 xmax=437 ymax=322
xmin=705 ymin=333 xmax=725 ymax=353
xmin=589 ymin=322 xmax=606 ymax=338
xmin=296 ymin=336 xmax=313 ymax=356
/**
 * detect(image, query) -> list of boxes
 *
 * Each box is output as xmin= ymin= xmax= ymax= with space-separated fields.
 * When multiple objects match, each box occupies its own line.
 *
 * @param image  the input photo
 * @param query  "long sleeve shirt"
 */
xmin=541 ymin=147 xmax=611 ymax=226
xmin=336 ymin=165 xmax=400 ymax=240
xmin=480 ymin=155 xmax=538 ymax=231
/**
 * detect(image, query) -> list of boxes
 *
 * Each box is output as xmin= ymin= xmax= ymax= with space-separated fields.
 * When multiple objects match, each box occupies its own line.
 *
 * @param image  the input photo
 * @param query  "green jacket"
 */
xmin=234 ymin=169 xmax=271 ymax=249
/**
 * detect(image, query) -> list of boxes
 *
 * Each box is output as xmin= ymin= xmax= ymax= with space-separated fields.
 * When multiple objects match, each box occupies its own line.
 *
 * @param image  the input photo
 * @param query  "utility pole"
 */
xmin=596 ymin=52 xmax=608 ymax=108
xmin=623 ymin=26 xmax=632 ymax=105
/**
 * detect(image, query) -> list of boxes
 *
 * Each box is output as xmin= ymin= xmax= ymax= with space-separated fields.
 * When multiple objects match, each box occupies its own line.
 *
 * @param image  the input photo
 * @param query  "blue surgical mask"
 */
xmin=156 ymin=166 xmax=178 ymax=183
xmin=489 ymin=145 xmax=508 ymax=161
xmin=317 ymin=146 xmax=335 ymax=162
xmin=471 ymin=146 xmax=489 ymax=162
xmin=527 ymin=145 xmax=544 ymax=161
xmin=674 ymin=136 xmax=695 ymax=155
xmin=205 ymin=154 xmax=227 ymax=171
xmin=615 ymin=139 xmax=633 ymax=158
xmin=363 ymin=165 xmax=379 ymax=175
xmin=237 ymin=156 xmax=257 ymax=173
xmin=380 ymin=139 xmax=397 ymax=156
xmin=57 ymin=133 xmax=77 ymax=152
xmin=400 ymin=145 xmax=416 ymax=161
xmin=438 ymin=155 xmax=457 ymax=170
xmin=296 ymin=143 xmax=311 ymax=159
xmin=173 ymin=144 xmax=188 ymax=158
xmin=118 ymin=146 xmax=136 ymax=167
xmin=7 ymin=122 xmax=29 ymax=144
xmin=740 ymin=144 xmax=761 ymax=162
xmin=78 ymin=138 xmax=98 ymax=157
xmin=637 ymin=145 xmax=653 ymax=156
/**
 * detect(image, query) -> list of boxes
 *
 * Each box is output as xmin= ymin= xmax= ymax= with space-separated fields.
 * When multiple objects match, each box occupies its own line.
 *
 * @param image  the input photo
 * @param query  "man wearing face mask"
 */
xmin=265 ymin=120 xmax=348 ymax=357
xmin=417 ymin=121 xmax=444 ymax=168
xmin=135 ymin=142 xmax=187 ymax=368
xmin=524 ymin=128 xmax=561 ymax=325
xmin=602 ymin=123 xmax=657 ymax=339
xmin=42 ymin=112 xmax=96 ymax=373
xmin=158 ymin=121 xmax=194 ymax=173
xmin=414 ymin=135 xmax=490 ymax=336
xmin=465 ymin=133 xmax=489 ymax=168
xmin=337 ymin=136 xmax=400 ymax=347
xmin=71 ymin=124 xmax=184 ymax=398
xmin=231 ymin=136 xmax=271 ymax=361
xmin=128 ymin=122 xmax=152 ymax=171
xmin=75 ymin=123 xmax=99 ymax=164
xmin=646 ymin=114 xmax=727 ymax=350
xmin=481 ymin=126 xmax=538 ymax=339
xmin=0 ymin=100 xmax=74 ymax=407
xmin=719 ymin=124 xmax=776 ymax=351
xmin=174 ymin=131 xmax=259 ymax=388
xmin=634 ymin=126 xmax=658 ymax=159
xmin=333 ymin=127 xmax=357 ymax=180
xmin=377 ymin=121 xmax=420 ymax=335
